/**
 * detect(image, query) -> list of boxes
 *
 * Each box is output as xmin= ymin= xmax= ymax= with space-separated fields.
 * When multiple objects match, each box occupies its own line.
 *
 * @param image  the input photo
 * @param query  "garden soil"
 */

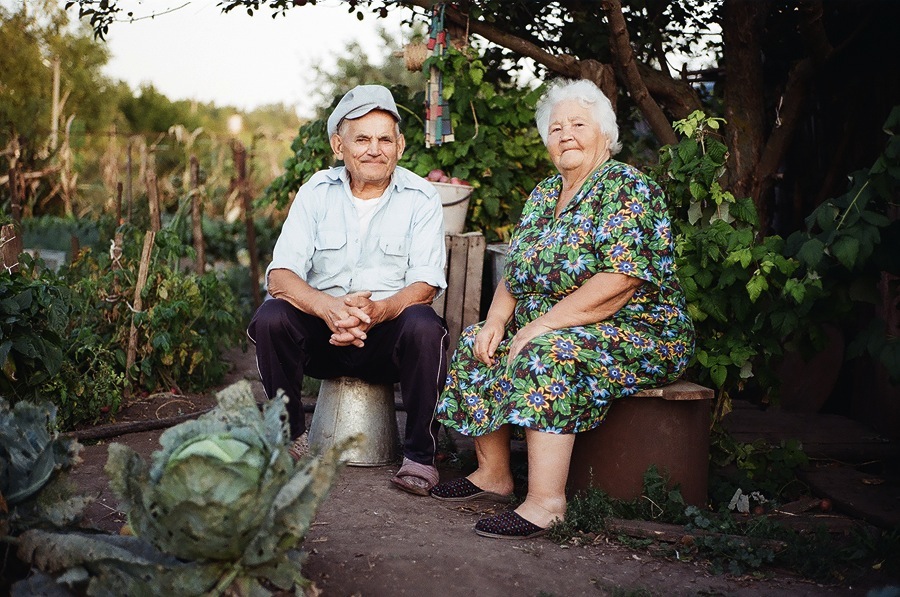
xmin=67 ymin=346 xmax=897 ymax=597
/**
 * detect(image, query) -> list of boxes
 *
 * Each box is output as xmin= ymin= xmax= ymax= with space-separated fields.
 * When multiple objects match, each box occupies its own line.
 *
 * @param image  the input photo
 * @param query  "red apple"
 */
xmin=427 ymin=168 xmax=446 ymax=182
xmin=449 ymin=176 xmax=468 ymax=186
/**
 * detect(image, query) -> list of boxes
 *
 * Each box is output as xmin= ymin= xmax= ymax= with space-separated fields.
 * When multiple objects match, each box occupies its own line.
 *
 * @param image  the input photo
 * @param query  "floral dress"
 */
xmin=436 ymin=160 xmax=694 ymax=436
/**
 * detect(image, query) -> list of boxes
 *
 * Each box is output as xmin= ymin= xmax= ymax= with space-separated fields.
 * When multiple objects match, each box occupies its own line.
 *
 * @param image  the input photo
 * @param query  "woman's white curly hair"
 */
xmin=535 ymin=79 xmax=622 ymax=155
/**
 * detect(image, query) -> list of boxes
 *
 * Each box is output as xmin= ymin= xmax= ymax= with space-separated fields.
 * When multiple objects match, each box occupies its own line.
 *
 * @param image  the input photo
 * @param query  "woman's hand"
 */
xmin=507 ymin=319 xmax=554 ymax=365
xmin=473 ymin=319 xmax=506 ymax=367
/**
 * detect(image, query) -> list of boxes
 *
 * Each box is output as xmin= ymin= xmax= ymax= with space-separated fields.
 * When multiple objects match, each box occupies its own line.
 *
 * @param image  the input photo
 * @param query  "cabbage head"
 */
xmin=16 ymin=381 xmax=353 ymax=596
xmin=0 ymin=398 xmax=88 ymax=535
xmin=106 ymin=380 xmax=346 ymax=564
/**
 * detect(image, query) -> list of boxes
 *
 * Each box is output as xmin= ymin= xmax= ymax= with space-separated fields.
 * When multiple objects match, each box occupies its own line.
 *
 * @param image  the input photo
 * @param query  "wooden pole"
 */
xmin=70 ymin=234 xmax=80 ymax=261
xmin=126 ymin=231 xmax=155 ymax=397
xmin=145 ymin=169 xmax=161 ymax=232
xmin=232 ymin=141 xmax=261 ymax=308
xmin=126 ymin=140 xmax=133 ymax=222
xmin=49 ymin=57 xmax=60 ymax=151
xmin=190 ymin=155 xmax=205 ymax=275
xmin=116 ymin=181 xmax=123 ymax=224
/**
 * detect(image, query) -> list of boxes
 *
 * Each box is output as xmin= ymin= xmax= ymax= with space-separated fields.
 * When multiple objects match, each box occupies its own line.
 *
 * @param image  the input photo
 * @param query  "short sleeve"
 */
xmin=590 ymin=164 xmax=672 ymax=290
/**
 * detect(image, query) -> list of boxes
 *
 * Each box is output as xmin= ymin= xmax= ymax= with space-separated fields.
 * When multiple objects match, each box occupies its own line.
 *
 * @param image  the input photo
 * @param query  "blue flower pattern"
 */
xmin=437 ymin=160 xmax=694 ymax=435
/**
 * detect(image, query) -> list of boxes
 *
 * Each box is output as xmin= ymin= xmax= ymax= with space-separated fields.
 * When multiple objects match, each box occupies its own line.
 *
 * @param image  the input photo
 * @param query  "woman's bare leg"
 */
xmin=466 ymin=424 xmax=515 ymax=496
xmin=515 ymin=429 xmax=576 ymax=528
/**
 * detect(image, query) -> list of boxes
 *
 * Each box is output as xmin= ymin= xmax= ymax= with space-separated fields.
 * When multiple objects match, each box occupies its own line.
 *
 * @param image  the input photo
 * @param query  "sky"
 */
xmin=91 ymin=1 xmax=413 ymax=117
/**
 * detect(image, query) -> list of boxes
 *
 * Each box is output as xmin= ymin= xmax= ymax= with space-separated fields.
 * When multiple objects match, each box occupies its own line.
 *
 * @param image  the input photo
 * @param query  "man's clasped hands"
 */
xmin=322 ymin=291 xmax=384 ymax=347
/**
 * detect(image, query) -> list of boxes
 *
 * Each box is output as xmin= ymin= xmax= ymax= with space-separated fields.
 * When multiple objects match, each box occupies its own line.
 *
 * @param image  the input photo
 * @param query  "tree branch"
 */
xmin=601 ymin=0 xmax=677 ymax=146
xmin=798 ymin=0 xmax=832 ymax=65
xmin=638 ymin=62 xmax=702 ymax=121
xmin=750 ymin=57 xmax=815 ymax=227
xmin=406 ymin=0 xmax=582 ymax=77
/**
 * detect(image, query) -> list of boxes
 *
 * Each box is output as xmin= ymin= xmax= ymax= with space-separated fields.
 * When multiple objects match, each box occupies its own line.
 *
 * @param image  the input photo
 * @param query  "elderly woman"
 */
xmin=430 ymin=79 xmax=694 ymax=539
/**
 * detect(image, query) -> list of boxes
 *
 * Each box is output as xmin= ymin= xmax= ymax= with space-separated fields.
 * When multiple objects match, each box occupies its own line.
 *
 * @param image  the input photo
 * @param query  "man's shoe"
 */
xmin=288 ymin=432 xmax=309 ymax=461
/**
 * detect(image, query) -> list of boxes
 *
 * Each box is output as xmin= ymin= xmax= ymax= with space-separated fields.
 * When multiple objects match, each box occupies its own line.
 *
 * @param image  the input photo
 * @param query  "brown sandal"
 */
xmin=390 ymin=457 xmax=439 ymax=496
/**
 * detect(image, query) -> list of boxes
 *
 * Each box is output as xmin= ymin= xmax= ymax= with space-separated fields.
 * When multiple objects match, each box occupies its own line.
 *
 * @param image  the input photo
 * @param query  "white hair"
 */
xmin=535 ymin=79 xmax=622 ymax=154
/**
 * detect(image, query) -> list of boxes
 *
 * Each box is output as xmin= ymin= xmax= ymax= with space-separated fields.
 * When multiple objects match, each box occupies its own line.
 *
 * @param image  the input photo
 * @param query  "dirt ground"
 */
xmin=66 ymin=346 xmax=898 ymax=597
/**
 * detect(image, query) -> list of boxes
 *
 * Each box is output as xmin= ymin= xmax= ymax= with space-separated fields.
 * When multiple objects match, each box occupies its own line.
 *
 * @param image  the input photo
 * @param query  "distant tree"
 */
xmin=307 ymin=25 xmax=426 ymax=116
xmin=1 ymin=2 xmax=122 ymax=215
xmin=119 ymin=84 xmax=204 ymax=134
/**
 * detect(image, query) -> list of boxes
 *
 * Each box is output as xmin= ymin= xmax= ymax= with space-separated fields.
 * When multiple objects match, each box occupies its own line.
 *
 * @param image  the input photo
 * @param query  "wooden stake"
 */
xmin=116 ymin=181 xmax=123 ymax=224
xmin=232 ymin=141 xmax=261 ymax=308
xmin=70 ymin=234 xmax=80 ymax=261
xmin=190 ymin=155 xmax=206 ymax=275
xmin=126 ymin=140 xmax=133 ymax=222
xmin=145 ymin=169 xmax=161 ymax=232
xmin=126 ymin=231 xmax=155 ymax=396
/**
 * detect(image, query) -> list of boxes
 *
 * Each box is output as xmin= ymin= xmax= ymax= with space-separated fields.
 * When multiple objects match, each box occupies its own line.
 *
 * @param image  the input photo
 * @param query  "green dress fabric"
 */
xmin=436 ymin=160 xmax=694 ymax=436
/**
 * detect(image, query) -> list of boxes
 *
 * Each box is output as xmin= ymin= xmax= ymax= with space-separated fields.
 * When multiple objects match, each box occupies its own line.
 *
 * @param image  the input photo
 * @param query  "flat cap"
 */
xmin=326 ymin=85 xmax=401 ymax=136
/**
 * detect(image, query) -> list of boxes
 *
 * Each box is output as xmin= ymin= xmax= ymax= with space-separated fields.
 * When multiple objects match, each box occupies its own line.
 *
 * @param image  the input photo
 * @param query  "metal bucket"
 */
xmin=308 ymin=377 xmax=400 ymax=467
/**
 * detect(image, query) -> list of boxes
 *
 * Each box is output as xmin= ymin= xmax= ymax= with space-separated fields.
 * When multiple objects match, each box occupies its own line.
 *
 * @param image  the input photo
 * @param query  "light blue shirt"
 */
xmin=266 ymin=166 xmax=447 ymax=301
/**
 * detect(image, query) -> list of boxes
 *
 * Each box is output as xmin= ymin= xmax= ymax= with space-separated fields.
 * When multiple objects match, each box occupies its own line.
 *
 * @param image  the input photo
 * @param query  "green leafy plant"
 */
xmin=652 ymin=111 xmax=819 ymax=413
xmin=41 ymin=330 xmax=127 ymax=429
xmin=0 ymin=258 xmax=69 ymax=404
xmin=14 ymin=381 xmax=355 ymax=596
xmin=553 ymin=461 xmax=892 ymax=583
xmin=550 ymin=466 xmax=688 ymax=541
xmin=0 ymin=398 xmax=89 ymax=536
xmin=709 ymin=429 xmax=809 ymax=505
xmin=787 ymin=106 xmax=900 ymax=383
xmin=683 ymin=505 xmax=779 ymax=576
xmin=64 ymin=225 xmax=243 ymax=395
xmin=262 ymin=47 xmax=552 ymax=241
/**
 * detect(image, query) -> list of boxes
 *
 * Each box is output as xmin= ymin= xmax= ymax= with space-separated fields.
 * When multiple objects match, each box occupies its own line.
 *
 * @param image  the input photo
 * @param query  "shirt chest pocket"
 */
xmin=312 ymin=230 xmax=347 ymax=275
xmin=377 ymin=235 xmax=409 ymax=278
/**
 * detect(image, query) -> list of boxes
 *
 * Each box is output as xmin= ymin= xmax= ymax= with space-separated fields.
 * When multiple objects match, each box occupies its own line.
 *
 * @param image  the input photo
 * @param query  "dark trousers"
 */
xmin=247 ymin=298 xmax=449 ymax=466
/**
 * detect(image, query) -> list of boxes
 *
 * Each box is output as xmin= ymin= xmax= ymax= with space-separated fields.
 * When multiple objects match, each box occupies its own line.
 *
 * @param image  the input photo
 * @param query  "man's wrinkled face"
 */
xmin=330 ymin=110 xmax=405 ymax=191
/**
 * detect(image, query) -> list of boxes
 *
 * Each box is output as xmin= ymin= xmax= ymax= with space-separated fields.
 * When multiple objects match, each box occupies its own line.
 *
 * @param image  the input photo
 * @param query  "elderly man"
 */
xmin=248 ymin=85 xmax=449 ymax=495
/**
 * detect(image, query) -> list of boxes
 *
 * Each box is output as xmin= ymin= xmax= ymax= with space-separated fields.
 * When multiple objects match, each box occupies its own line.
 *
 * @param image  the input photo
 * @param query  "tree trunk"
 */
xmin=1 ymin=224 xmax=23 ymax=274
xmin=722 ymin=0 xmax=769 ymax=210
xmin=602 ymin=0 xmax=677 ymax=146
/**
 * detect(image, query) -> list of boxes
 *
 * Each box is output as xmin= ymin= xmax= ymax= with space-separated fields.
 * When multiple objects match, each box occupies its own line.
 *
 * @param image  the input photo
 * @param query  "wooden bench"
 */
xmin=568 ymin=380 xmax=715 ymax=507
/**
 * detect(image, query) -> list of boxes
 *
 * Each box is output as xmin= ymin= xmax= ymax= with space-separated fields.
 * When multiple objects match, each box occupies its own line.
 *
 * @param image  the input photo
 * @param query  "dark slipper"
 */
xmin=474 ymin=511 xmax=548 ymax=540
xmin=390 ymin=458 xmax=439 ymax=497
xmin=429 ymin=477 xmax=514 ymax=503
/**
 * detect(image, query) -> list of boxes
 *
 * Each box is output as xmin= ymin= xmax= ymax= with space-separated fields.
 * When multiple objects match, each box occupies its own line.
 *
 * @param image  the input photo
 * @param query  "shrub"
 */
xmin=651 ymin=111 xmax=819 ymax=413
xmin=64 ymin=226 xmax=243 ymax=395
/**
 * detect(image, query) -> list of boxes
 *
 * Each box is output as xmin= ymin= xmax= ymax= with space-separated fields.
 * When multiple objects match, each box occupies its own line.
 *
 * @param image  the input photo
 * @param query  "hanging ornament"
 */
xmin=425 ymin=3 xmax=454 ymax=147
